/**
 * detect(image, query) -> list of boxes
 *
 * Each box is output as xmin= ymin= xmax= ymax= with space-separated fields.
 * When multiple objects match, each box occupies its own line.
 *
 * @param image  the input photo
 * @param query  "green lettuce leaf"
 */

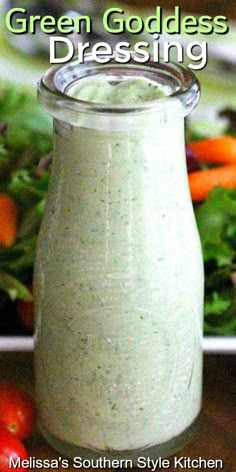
xmin=195 ymin=187 xmax=236 ymax=267
xmin=0 ymin=271 xmax=32 ymax=302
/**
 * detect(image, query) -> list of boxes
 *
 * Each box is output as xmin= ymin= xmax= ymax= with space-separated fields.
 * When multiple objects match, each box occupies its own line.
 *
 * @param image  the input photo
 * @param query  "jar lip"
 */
xmin=38 ymin=53 xmax=200 ymax=117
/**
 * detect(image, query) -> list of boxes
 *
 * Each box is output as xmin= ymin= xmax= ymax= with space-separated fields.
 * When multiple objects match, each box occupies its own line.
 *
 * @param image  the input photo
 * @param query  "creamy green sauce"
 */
xmin=68 ymin=77 xmax=166 ymax=104
xmin=35 ymin=76 xmax=203 ymax=453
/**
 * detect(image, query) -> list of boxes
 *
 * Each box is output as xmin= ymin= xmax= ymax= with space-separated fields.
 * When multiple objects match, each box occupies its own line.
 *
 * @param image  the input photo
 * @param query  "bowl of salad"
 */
xmin=0 ymin=84 xmax=235 ymax=353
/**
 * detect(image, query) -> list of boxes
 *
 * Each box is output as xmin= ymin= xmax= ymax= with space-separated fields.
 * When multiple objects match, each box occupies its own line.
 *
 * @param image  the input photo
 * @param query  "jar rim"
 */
xmin=38 ymin=53 xmax=200 ymax=119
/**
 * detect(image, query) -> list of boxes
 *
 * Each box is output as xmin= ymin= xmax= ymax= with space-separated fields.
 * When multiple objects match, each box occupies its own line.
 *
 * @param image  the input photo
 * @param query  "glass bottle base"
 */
xmin=39 ymin=415 xmax=200 ymax=464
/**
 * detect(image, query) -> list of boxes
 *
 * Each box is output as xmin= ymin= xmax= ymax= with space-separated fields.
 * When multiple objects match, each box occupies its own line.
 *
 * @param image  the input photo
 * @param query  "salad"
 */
xmin=0 ymin=85 xmax=236 ymax=336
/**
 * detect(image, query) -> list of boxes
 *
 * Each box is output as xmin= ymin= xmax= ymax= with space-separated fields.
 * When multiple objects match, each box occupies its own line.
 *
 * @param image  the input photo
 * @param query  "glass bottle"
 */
xmin=35 ymin=56 xmax=204 ymax=462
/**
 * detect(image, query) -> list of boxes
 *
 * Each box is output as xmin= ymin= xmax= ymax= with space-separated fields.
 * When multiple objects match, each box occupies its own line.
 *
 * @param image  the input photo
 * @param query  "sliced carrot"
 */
xmin=188 ymin=136 xmax=236 ymax=165
xmin=188 ymin=165 xmax=236 ymax=202
xmin=0 ymin=194 xmax=18 ymax=246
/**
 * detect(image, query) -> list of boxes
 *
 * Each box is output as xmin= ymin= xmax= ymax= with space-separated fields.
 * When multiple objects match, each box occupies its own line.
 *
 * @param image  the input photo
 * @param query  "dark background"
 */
xmin=123 ymin=1 xmax=236 ymax=18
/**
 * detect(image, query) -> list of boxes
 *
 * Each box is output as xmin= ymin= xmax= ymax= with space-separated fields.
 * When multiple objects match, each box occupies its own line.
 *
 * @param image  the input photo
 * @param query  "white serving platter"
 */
xmin=0 ymin=336 xmax=236 ymax=354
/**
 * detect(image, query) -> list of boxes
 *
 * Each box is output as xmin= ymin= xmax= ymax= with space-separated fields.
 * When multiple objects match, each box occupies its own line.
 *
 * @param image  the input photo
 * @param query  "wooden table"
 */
xmin=0 ymin=353 xmax=235 ymax=471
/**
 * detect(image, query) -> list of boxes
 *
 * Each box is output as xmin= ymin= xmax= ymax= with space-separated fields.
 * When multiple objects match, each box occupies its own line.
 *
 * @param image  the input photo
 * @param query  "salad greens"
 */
xmin=0 ymin=86 xmax=52 ymax=302
xmin=195 ymin=188 xmax=236 ymax=334
xmin=0 ymin=84 xmax=235 ymax=335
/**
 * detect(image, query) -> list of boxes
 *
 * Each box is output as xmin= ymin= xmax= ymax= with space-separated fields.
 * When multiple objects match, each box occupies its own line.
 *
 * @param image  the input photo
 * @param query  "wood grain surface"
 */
xmin=0 ymin=352 xmax=235 ymax=471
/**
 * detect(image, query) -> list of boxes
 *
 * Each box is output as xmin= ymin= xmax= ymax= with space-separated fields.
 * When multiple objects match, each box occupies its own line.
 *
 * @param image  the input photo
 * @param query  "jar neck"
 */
xmin=55 ymin=96 xmax=182 ymax=132
xmin=52 ymin=112 xmax=186 ymax=190
xmin=38 ymin=55 xmax=200 ymax=126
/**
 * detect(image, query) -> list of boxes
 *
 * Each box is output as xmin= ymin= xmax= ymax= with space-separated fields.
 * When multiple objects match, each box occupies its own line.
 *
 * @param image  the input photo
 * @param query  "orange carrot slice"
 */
xmin=188 ymin=165 xmax=236 ymax=202
xmin=189 ymin=136 xmax=236 ymax=165
xmin=0 ymin=194 xmax=18 ymax=246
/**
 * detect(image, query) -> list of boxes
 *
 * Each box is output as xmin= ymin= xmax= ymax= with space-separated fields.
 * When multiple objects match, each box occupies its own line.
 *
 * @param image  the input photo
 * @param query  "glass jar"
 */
xmin=35 ymin=56 xmax=204 ymax=462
